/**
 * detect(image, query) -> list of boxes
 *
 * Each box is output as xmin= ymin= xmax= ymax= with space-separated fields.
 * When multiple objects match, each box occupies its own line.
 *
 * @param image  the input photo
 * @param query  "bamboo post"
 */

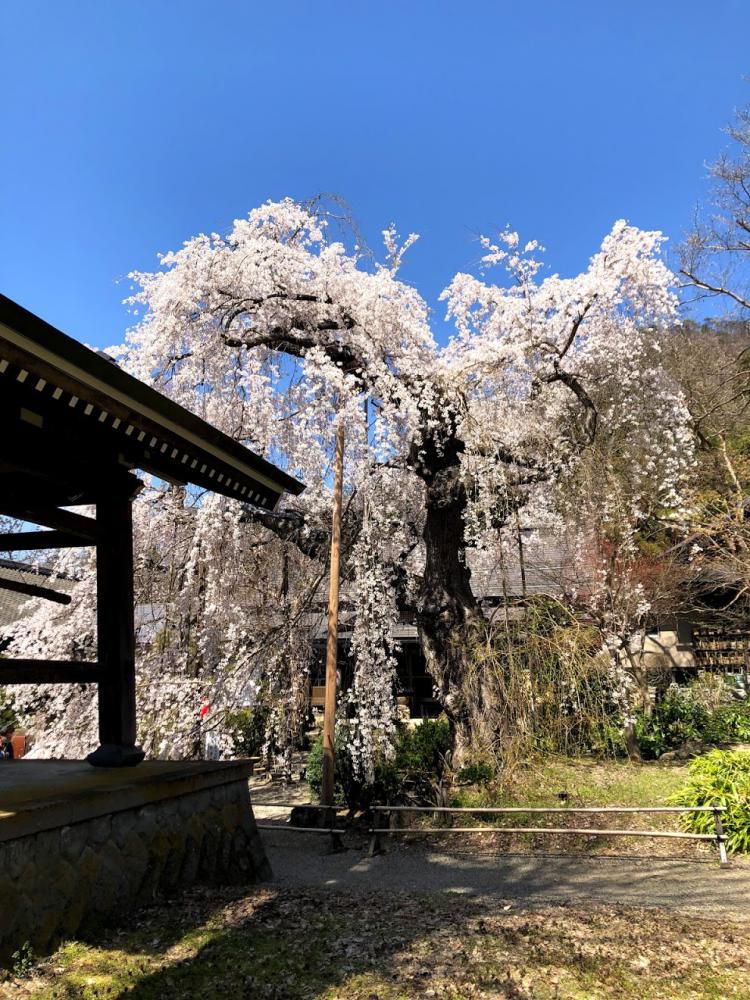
xmin=713 ymin=806 xmax=729 ymax=865
xmin=368 ymin=817 xmax=381 ymax=857
xmin=368 ymin=807 xmax=390 ymax=857
xmin=321 ymin=422 xmax=345 ymax=808
xmin=329 ymin=828 xmax=346 ymax=854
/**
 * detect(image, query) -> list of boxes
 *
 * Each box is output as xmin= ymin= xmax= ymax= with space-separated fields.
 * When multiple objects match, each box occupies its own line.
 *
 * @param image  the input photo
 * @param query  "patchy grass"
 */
xmin=3 ymin=886 xmax=749 ymax=1000
xmin=443 ymin=756 xmax=710 ymax=858
xmin=453 ymin=755 xmax=692 ymax=809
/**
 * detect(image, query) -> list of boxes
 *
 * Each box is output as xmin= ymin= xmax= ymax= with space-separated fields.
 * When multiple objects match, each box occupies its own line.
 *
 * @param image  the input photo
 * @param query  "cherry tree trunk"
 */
xmin=413 ymin=439 xmax=484 ymax=764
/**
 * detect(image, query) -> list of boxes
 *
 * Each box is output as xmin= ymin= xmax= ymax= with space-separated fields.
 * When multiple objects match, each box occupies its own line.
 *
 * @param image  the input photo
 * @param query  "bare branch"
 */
xmin=540 ymin=365 xmax=598 ymax=445
xmin=679 ymin=269 xmax=750 ymax=311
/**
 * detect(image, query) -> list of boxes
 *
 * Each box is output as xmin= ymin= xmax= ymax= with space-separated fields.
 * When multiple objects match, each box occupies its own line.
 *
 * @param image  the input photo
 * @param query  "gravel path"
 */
xmin=249 ymin=776 xmax=311 ymax=822
xmin=259 ymin=828 xmax=750 ymax=918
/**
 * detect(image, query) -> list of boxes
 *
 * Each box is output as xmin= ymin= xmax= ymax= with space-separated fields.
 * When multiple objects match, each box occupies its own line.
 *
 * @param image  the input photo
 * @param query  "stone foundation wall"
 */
xmin=0 ymin=761 xmax=269 ymax=964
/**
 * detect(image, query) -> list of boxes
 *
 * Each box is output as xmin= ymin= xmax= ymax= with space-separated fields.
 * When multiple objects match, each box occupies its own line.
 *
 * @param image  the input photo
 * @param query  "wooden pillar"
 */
xmin=86 ymin=486 xmax=144 ymax=767
xmin=321 ymin=423 xmax=344 ymax=806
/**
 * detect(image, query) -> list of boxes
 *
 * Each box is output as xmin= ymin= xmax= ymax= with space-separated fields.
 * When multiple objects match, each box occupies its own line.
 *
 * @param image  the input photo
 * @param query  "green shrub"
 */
xmin=306 ymin=729 xmax=388 ymax=809
xmin=306 ymin=731 xmax=341 ymax=802
xmin=636 ymin=686 xmax=750 ymax=759
xmin=392 ymin=718 xmax=451 ymax=777
xmin=305 ymin=730 xmax=324 ymax=790
xmin=702 ymin=701 xmax=750 ymax=744
xmin=305 ymin=731 xmax=374 ymax=810
xmin=635 ymin=685 xmax=709 ymax=759
xmin=669 ymin=750 xmax=750 ymax=855
xmin=224 ymin=705 xmax=270 ymax=758
xmin=11 ymin=942 xmax=34 ymax=978
xmin=307 ymin=718 xmax=453 ymax=810
xmin=457 ymin=761 xmax=494 ymax=785
xmin=386 ymin=717 xmax=453 ymax=804
xmin=633 ymin=712 xmax=668 ymax=760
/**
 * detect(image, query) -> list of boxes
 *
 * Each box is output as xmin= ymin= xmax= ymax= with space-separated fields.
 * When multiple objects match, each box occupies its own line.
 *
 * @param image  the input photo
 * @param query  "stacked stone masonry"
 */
xmin=0 ymin=761 xmax=269 ymax=964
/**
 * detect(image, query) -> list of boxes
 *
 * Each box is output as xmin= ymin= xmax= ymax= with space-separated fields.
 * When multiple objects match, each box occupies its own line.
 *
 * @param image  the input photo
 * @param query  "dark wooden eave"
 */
xmin=0 ymin=294 xmax=304 ymax=511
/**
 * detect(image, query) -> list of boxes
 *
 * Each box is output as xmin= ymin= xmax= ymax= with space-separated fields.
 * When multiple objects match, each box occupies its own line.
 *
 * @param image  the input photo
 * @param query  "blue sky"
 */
xmin=1 ymin=1 xmax=748 ymax=349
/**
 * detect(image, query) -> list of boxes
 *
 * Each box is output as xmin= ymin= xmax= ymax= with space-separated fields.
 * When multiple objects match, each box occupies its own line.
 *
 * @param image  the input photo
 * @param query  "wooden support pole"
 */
xmin=321 ymin=422 xmax=345 ymax=808
xmin=86 ymin=488 xmax=144 ymax=767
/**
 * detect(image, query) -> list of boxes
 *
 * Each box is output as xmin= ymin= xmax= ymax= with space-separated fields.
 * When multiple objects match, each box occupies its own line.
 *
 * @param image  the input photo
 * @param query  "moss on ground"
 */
xmin=3 ymin=886 xmax=749 ymax=1000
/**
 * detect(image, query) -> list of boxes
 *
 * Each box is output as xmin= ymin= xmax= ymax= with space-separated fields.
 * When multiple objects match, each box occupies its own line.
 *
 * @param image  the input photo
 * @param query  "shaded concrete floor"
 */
xmin=259 ymin=829 xmax=750 ymax=918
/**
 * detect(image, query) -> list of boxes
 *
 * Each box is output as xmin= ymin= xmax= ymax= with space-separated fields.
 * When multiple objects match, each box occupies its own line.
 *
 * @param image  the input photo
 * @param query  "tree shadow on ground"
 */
xmin=35 ymin=834 xmax=750 ymax=1000
xmin=124 ymin=889 xmax=513 ymax=1000
xmin=46 ymin=883 xmax=538 ymax=1000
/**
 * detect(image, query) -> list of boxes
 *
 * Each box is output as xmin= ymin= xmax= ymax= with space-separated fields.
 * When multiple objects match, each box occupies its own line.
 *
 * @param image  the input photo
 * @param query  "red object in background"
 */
xmin=10 ymin=733 xmax=25 ymax=758
xmin=199 ymin=703 xmax=210 ymax=719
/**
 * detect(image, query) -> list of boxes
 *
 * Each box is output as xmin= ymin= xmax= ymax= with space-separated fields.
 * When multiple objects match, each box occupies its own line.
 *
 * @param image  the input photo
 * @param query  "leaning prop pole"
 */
xmin=321 ymin=421 xmax=345 ymax=807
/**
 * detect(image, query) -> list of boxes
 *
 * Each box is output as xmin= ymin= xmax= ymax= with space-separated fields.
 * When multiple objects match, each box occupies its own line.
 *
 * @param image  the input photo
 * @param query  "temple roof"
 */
xmin=0 ymin=294 xmax=304 ymax=512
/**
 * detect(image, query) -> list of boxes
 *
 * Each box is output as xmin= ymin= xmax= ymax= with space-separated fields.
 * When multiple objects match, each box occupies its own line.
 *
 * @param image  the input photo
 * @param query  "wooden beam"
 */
xmin=0 ymin=530 xmax=87 ymax=551
xmin=0 ymin=504 xmax=98 ymax=542
xmin=0 ymin=481 xmax=98 ymax=509
xmin=0 ymin=576 xmax=71 ymax=604
xmin=0 ymin=659 xmax=98 ymax=683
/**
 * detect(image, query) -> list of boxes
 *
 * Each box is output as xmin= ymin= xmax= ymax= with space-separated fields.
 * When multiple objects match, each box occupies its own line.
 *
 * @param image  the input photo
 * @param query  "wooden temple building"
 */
xmin=0 ymin=293 xmax=303 ymax=765
xmin=0 ymin=294 xmax=303 ymax=962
